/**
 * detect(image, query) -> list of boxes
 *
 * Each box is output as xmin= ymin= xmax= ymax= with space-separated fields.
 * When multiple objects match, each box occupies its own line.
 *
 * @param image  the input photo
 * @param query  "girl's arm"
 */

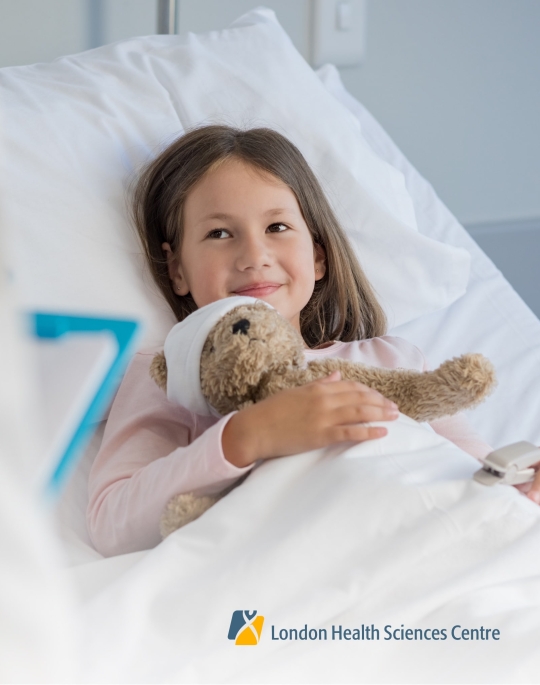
xmin=86 ymin=351 xmax=255 ymax=558
xmin=428 ymin=413 xmax=493 ymax=460
xmin=88 ymin=354 xmax=398 ymax=557
xmin=415 ymin=346 xmax=494 ymax=460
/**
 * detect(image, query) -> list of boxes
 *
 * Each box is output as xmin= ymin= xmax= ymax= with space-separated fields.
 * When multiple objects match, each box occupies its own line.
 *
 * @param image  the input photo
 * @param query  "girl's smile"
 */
xmin=232 ymin=281 xmax=283 ymax=297
xmin=162 ymin=157 xmax=326 ymax=333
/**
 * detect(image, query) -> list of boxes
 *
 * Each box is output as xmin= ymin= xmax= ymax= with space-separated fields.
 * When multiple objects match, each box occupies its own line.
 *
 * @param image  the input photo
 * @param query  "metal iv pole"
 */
xmin=157 ymin=0 xmax=178 ymax=34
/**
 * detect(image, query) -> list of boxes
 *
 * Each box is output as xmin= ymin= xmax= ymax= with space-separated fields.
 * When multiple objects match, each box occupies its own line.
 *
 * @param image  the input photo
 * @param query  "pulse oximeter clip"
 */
xmin=474 ymin=441 xmax=540 ymax=486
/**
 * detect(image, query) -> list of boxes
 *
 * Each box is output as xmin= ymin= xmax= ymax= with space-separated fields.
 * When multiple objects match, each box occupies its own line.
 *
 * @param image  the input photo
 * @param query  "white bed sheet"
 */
xmin=71 ymin=415 xmax=540 ymax=683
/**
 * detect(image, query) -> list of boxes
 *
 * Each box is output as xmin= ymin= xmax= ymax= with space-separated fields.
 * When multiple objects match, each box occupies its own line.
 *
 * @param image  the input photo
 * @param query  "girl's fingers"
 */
xmin=311 ymin=378 xmax=383 ymax=395
xmin=526 ymin=466 xmax=540 ymax=504
xmin=326 ymin=423 xmax=388 ymax=444
xmin=316 ymin=370 xmax=341 ymax=384
xmin=329 ymin=400 xmax=399 ymax=424
xmin=324 ymin=388 xmax=398 ymax=411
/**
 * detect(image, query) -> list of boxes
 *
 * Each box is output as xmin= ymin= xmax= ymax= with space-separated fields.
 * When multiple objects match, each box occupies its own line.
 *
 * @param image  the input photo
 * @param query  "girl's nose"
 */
xmin=236 ymin=234 xmax=272 ymax=270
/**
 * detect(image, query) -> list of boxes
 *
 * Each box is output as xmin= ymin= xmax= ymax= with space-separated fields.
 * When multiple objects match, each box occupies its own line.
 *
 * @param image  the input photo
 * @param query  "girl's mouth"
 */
xmin=233 ymin=283 xmax=282 ymax=297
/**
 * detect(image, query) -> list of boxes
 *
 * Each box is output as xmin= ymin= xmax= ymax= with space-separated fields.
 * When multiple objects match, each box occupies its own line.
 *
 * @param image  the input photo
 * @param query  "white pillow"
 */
xmin=1 ymin=6 xmax=470 ymax=345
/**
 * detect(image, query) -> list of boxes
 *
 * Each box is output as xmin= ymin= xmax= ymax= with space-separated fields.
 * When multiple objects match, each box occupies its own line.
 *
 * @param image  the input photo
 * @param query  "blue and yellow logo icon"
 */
xmin=228 ymin=610 xmax=265 ymax=645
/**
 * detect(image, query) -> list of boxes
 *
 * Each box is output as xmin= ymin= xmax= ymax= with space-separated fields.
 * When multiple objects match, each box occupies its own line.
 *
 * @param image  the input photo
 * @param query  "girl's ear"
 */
xmin=314 ymin=243 xmax=327 ymax=280
xmin=162 ymin=242 xmax=190 ymax=295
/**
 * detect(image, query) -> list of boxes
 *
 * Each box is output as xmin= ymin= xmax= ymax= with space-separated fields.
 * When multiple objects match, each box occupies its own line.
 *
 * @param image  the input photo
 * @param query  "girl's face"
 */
xmin=162 ymin=157 xmax=326 ymax=333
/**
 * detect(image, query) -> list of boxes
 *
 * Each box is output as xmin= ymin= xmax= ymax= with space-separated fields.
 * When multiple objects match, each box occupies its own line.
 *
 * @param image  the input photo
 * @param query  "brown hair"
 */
xmin=132 ymin=124 xmax=387 ymax=348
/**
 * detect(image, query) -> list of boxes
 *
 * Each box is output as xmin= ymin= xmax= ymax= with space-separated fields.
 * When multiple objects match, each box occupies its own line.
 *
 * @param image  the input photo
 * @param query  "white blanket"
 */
xmin=70 ymin=414 xmax=540 ymax=683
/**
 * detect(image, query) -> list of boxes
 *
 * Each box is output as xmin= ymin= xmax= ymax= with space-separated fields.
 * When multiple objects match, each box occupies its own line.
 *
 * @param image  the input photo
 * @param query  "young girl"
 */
xmin=86 ymin=125 xmax=538 ymax=558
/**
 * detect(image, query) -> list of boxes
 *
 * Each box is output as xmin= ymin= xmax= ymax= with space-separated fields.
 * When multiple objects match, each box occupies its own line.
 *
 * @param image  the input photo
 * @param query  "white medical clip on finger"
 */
xmin=474 ymin=441 xmax=540 ymax=486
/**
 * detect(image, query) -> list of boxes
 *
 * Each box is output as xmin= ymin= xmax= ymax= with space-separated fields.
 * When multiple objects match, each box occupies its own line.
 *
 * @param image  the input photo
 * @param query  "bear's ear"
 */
xmin=150 ymin=352 xmax=168 ymax=391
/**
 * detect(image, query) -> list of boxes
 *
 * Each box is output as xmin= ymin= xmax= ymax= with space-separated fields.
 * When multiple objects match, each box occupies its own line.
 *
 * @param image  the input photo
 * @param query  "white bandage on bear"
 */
xmin=163 ymin=296 xmax=272 ymax=417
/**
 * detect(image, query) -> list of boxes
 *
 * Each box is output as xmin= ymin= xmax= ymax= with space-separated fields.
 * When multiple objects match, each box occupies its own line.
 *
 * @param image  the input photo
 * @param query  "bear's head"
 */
xmin=200 ymin=302 xmax=305 ymax=415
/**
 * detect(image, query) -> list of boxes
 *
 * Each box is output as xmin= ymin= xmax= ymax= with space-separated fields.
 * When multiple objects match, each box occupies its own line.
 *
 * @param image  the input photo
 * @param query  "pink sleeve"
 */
xmin=428 ymin=413 xmax=494 ymax=461
xmin=86 ymin=350 xmax=255 ymax=557
xmin=414 ymin=344 xmax=494 ymax=461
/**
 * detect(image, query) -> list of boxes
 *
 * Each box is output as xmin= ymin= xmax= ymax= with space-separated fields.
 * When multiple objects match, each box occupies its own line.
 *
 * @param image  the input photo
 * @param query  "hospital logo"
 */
xmin=228 ymin=610 xmax=265 ymax=645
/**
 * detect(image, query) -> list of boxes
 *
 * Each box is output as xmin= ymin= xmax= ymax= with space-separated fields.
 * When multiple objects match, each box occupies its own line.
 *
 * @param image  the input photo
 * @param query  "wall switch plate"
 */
xmin=310 ymin=0 xmax=366 ymax=68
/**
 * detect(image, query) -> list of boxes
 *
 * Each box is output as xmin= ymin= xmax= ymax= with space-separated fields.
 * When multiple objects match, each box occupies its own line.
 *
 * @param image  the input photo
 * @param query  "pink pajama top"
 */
xmin=86 ymin=336 xmax=494 ymax=557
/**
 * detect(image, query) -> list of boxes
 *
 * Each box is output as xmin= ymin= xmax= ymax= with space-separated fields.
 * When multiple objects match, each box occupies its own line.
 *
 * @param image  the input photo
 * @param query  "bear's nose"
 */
xmin=232 ymin=318 xmax=250 ymax=335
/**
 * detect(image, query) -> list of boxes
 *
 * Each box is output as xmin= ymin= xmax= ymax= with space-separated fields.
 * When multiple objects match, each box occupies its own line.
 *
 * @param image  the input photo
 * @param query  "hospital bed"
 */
xmin=2 ymin=6 xmax=540 ymax=683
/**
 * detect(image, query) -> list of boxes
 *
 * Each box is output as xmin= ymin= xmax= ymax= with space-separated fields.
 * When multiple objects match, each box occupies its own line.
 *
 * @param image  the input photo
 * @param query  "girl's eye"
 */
xmin=267 ymin=223 xmax=288 ymax=233
xmin=206 ymin=229 xmax=230 ymax=239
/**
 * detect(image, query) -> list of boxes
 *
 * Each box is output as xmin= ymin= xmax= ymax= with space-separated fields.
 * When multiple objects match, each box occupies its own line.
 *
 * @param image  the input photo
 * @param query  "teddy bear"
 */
xmin=150 ymin=297 xmax=497 ymax=538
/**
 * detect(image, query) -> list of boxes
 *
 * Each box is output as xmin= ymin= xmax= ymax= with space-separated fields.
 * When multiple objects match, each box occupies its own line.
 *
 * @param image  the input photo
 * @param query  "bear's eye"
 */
xmin=232 ymin=319 xmax=250 ymax=335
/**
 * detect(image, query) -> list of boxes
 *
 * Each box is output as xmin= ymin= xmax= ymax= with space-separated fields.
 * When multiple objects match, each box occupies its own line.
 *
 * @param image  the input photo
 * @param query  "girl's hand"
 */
xmin=222 ymin=371 xmax=400 ymax=468
xmin=513 ymin=458 xmax=540 ymax=504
